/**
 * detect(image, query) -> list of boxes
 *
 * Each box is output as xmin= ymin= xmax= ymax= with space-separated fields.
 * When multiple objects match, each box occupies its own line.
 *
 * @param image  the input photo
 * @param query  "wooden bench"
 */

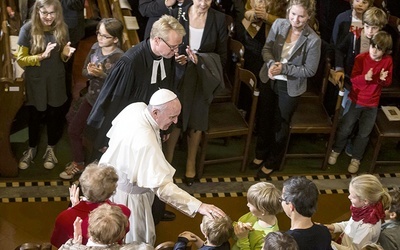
xmin=97 ymin=0 xmax=140 ymax=50
xmin=0 ymin=0 xmax=25 ymax=177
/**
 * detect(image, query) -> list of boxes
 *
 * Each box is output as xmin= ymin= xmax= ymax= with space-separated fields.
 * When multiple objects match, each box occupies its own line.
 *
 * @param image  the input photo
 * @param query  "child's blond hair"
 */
xmin=201 ymin=216 xmax=233 ymax=246
xmin=247 ymin=182 xmax=282 ymax=215
xmin=363 ymin=7 xmax=387 ymax=28
xmin=350 ymin=174 xmax=391 ymax=209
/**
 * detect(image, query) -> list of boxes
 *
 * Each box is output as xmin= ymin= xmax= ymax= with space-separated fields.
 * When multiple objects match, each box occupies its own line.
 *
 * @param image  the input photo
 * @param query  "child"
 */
xmin=334 ymin=7 xmax=388 ymax=157
xmin=232 ymin=182 xmax=282 ymax=250
xmin=325 ymin=174 xmax=391 ymax=249
xmin=333 ymin=5 xmax=387 ymax=157
xmin=173 ymin=215 xmax=233 ymax=250
xmin=59 ymin=18 xmax=124 ymax=180
xmin=59 ymin=203 xmax=129 ymax=249
xmin=263 ymin=232 xmax=299 ymax=250
xmin=331 ymin=6 xmax=387 ymax=158
xmin=332 ymin=0 xmax=373 ymax=47
xmin=17 ymin=0 xmax=76 ymax=170
xmin=333 ymin=6 xmax=388 ymax=100
xmin=328 ymin=31 xmax=393 ymax=173
xmin=378 ymin=188 xmax=400 ymax=250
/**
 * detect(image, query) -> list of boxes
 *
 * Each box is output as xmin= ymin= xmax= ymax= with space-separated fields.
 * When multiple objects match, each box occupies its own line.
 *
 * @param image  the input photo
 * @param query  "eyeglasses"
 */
xmin=279 ymin=197 xmax=288 ymax=203
xmin=39 ymin=10 xmax=56 ymax=17
xmin=159 ymin=37 xmax=183 ymax=51
xmin=96 ymin=31 xmax=114 ymax=40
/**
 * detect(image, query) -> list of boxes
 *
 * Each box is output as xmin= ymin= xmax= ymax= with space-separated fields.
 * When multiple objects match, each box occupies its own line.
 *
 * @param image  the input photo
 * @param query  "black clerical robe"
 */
xmin=87 ymin=39 xmax=176 ymax=149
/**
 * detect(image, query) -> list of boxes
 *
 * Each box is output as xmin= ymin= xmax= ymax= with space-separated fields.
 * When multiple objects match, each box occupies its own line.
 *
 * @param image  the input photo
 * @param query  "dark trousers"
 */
xmin=255 ymin=80 xmax=299 ymax=167
xmin=28 ymin=105 xmax=65 ymax=147
xmin=152 ymin=195 xmax=166 ymax=225
xmin=333 ymin=100 xmax=377 ymax=160
xmin=67 ymin=98 xmax=92 ymax=163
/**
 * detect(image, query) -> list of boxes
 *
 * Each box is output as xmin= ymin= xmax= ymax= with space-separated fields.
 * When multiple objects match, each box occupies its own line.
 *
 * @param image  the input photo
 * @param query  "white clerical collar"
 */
xmin=151 ymin=58 xmax=166 ymax=84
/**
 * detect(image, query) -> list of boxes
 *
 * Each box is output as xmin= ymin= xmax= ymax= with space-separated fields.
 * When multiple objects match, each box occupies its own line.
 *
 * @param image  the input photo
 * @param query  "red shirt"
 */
xmin=350 ymin=52 xmax=393 ymax=107
xmin=50 ymin=200 xmax=131 ymax=248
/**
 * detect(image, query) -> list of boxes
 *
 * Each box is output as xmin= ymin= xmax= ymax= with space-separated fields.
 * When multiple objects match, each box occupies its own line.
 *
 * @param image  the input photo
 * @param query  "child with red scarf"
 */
xmin=325 ymin=174 xmax=391 ymax=250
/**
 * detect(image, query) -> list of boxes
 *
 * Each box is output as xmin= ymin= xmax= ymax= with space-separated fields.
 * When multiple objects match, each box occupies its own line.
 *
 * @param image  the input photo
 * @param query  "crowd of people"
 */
xmin=49 ymin=166 xmax=400 ymax=249
xmin=6 ymin=0 xmax=400 ymax=249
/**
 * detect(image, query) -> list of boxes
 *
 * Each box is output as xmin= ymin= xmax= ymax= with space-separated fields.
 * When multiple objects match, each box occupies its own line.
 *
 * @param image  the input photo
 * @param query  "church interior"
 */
xmin=1 ymin=0 xmax=400 ymax=249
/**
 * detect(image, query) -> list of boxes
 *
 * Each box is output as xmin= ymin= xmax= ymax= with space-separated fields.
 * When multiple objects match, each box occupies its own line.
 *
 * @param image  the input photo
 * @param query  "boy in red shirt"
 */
xmin=328 ymin=31 xmax=393 ymax=173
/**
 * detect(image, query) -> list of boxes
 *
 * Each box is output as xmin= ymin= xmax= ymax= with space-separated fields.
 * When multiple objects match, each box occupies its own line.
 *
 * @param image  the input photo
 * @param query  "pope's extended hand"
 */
xmin=197 ymin=203 xmax=226 ymax=219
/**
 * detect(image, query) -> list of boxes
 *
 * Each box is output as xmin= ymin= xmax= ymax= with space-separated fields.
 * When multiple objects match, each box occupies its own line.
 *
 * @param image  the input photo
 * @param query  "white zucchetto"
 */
xmin=149 ymin=89 xmax=177 ymax=105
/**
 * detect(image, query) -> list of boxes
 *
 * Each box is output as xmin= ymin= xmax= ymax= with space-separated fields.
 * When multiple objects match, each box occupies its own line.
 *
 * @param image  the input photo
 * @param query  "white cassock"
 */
xmin=99 ymin=102 xmax=202 ymax=245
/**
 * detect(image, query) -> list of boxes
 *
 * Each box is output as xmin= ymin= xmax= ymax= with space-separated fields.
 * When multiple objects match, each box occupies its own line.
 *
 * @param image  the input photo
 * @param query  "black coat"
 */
xmin=172 ymin=4 xmax=228 ymax=131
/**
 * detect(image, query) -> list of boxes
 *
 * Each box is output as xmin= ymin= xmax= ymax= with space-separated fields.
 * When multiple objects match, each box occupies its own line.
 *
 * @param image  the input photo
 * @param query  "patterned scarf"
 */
xmin=350 ymin=201 xmax=385 ymax=224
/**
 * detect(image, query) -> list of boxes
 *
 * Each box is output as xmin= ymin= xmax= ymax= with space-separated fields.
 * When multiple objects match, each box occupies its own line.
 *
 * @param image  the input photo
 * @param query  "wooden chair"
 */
xmin=1 ymin=20 xmax=13 ymax=78
xmin=85 ymin=0 xmax=101 ymax=20
xmin=14 ymin=242 xmax=52 ymax=250
xmin=212 ymin=14 xmax=243 ymax=103
xmin=196 ymin=64 xmax=259 ymax=178
xmin=97 ymin=0 xmax=112 ymax=18
xmin=369 ymin=109 xmax=400 ymax=173
xmin=279 ymin=57 xmax=345 ymax=170
xmin=302 ymin=40 xmax=334 ymax=98
xmin=225 ymin=38 xmax=245 ymax=86
xmin=213 ymin=37 xmax=245 ymax=103
xmin=225 ymin=14 xmax=235 ymax=38
xmin=155 ymin=241 xmax=191 ymax=250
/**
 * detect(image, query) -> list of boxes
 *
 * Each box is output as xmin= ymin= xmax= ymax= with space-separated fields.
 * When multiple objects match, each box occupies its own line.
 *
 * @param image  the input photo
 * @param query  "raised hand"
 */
xmin=63 ymin=42 xmax=76 ymax=58
xmin=41 ymin=42 xmax=57 ymax=59
xmin=379 ymin=68 xmax=388 ymax=81
xmin=175 ymin=52 xmax=188 ymax=65
xmin=72 ymin=217 xmax=83 ymax=244
xmin=186 ymin=46 xmax=198 ymax=64
xmin=365 ymin=68 xmax=373 ymax=81
xmin=254 ymin=7 xmax=267 ymax=20
xmin=87 ymin=62 xmax=105 ymax=78
xmin=69 ymin=183 xmax=80 ymax=207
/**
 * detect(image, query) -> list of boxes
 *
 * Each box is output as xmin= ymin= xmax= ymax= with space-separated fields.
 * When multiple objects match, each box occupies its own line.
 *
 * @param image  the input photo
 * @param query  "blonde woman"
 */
xmin=16 ymin=0 xmax=76 ymax=170
xmin=254 ymin=0 xmax=321 ymax=177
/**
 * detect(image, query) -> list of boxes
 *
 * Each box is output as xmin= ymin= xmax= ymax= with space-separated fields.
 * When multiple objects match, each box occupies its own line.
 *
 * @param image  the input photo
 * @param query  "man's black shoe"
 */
xmin=161 ymin=210 xmax=176 ymax=221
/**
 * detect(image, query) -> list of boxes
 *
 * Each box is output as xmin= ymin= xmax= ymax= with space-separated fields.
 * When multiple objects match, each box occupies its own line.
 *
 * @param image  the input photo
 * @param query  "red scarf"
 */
xmin=350 ymin=201 xmax=385 ymax=224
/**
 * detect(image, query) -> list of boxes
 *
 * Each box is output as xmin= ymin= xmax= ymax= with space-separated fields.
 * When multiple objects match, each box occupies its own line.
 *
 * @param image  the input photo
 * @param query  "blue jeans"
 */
xmin=333 ymin=100 xmax=377 ymax=160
